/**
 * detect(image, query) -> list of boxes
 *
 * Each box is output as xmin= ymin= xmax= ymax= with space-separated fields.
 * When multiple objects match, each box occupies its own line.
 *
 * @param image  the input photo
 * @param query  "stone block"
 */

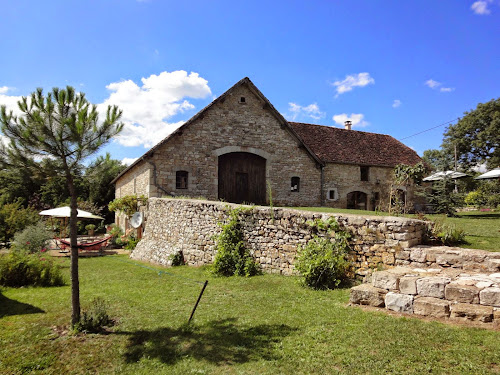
xmin=479 ymin=287 xmax=500 ymax=307
xmin=372 ymin=271 xmax=400 ymax=290
xmin=410 ymin=248 xmax=427 ymax=263
xmin=416 ymin=277 xmax=451 ymax=299
xmin=395 ymin=250 xmax=410 ymax=260
xmin=445 ymin=282 xmax=479 ymax=304
xmin=399 ymin=276 xmax=419 ymax=295
xmin=414 ymin=297 xmax=450 ymax=318
xmin=349 ymin=284 xmax=387 ymax=307
xmin=450 ymin=303 xmax=493 ymax=323
xmin=385 ymin=292 xmax=414 ymax=313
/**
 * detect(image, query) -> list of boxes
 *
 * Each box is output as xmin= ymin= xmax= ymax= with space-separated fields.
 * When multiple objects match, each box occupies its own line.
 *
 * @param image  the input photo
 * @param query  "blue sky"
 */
xmin=1 ymin=0 xmax=499 ymax=165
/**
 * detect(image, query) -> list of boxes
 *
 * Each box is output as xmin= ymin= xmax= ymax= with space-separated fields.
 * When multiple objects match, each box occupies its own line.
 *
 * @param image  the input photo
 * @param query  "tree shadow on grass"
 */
xmin=0 ymin=292 xmax=45 ymax=318
xmin=117 ymin=318 xmax=297 ymax=365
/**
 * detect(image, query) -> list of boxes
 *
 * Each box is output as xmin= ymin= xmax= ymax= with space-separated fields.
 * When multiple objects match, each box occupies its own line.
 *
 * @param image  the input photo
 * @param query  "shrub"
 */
xmin=12 ymin=222 xmax=53 ymax=253
xmin=0 ymin=201 xmax=40 ymax=244
xmin=107 ymin=224 xmax=123 ymax=246
xmin=123 ymin=234 xmax=140 ymax=250
xmin=169 ymin=251 xmax=185 ymax=266
xmin=74 ymin=297 xmax=113 ymax=333
xmin=0 ymin=252 xmax=64 ymax=287
xmin=424 ymin=219 xmax=467 ymax=246
xmin=295 ymin=217 xmax=352 ymax=290
xmin=212 ymin=208 xmax=260 ymax=277
xmin=464 ymin=190 xmax=487 ymax=207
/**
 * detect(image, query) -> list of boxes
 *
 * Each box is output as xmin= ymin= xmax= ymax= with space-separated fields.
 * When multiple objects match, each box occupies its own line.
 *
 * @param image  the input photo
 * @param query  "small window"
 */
xmin=360 ymin=166 xmax=369 ymax=181
xmin=291 ymin=177 xmax=300 ymax=192
xmin=176 ymin=170 xmax=188 ymax=189
xmin=239 ymin=96 xmax=246 ymax=103
xmin=327 ymin=188 xmax=338 ymax=200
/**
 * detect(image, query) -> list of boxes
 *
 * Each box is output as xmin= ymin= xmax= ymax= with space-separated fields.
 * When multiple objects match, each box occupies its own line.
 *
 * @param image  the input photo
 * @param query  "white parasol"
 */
xmin=422 ymin=171 xmax=469 ymax=182
xmin=475 ymin=168 xmax=500 ymax=180
xmin=39 ymin=206 xmax=104 ymax=220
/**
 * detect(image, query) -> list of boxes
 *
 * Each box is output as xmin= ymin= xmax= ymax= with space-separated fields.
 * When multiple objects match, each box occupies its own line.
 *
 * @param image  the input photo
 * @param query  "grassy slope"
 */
xmin=294 ymin=207 xmax=500 ymax=252
xmin=1 ymin=255 xmax=500 ymax=374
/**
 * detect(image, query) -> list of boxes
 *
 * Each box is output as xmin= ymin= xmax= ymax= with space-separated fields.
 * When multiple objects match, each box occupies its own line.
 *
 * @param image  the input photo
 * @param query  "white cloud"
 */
xmin=121 ymin=157 xmax=138 ymax=166
xmin=425 ymin=79 xmax=454 ymax=93
xmin=471 ymin=0 xmax=492 ymax=15
xmin=392 ymin=99 xmax=402 ymax=108
xmin=332 ymin=73 xmax=374 ymax=97
xmin=287 ymin=102 xmax=325 ymax=121
xmin=332 ymin=113 xmax=369 ymax=128
xmin=0 ymin=87 xmax=24 ymax=117
xmin=99 ymin=70 xmax=212 ymax=148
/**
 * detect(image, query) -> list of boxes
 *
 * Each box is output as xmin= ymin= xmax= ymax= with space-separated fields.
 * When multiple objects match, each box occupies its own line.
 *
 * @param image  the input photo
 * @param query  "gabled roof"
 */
xmin=112 ymin=77 xmax=322 ymax=184
xmin=290 ymin=122 xmax=422 ymax=167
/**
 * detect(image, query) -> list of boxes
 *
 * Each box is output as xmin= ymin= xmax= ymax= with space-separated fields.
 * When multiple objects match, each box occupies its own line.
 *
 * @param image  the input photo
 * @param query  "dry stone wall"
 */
xmin=131 ymin=198 xmax=426 ymax=276
xmin=350 ymin=266 xmax=500 ymax=326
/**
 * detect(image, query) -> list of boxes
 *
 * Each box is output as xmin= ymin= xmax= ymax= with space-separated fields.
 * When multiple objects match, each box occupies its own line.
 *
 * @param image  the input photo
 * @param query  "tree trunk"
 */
xmin=66 ymin=170 xmax=80 ymax=327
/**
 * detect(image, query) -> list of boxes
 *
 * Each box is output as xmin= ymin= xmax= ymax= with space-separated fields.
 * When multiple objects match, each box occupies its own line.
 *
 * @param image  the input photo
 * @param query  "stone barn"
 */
xmin=113 ymin=77 xmax=421 ymax=229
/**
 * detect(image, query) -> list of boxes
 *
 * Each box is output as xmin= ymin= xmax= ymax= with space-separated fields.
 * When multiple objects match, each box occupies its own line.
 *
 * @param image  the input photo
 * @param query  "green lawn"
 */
xmin=1 ymin=255 xmax=500 ymax=374
xmin=294 ymin=207 xmax=500 ymax=252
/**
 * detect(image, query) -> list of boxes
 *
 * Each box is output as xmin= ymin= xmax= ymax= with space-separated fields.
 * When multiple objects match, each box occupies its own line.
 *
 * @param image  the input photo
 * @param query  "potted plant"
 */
xmin=85 ymin=224 xmax=96 ymax=236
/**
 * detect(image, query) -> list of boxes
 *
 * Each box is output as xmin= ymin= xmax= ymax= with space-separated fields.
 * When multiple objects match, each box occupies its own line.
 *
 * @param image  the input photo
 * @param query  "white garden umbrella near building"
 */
xmin=40 ymin=207 xmax=104 ymax=239
xmin=475 ymin=168 xmax=500 ymax=180
xmin=39 ymin=206 xmax=104 ymax=220
xmin=422 ymin=170 xmax=469 ymax=182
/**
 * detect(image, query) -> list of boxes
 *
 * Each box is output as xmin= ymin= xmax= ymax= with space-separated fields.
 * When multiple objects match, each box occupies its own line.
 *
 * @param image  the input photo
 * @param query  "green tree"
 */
xmin=443 ymin=98 xmax=500 ymax=169
xmin=85 ymin=153 xmax=126 ymax=222
xmin=422 ymin=149 xmax=454 ymax=172
xmin=0 ymin=86 xmax=123 ymax=328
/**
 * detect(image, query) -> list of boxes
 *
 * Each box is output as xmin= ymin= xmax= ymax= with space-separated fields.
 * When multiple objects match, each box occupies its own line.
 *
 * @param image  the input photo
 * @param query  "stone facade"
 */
xmin=115 ymin=82 xmax=321 ymax=214
xmin=114 ymin=78 xmax=422 ymax=231
xmin=131 ymin=198 xmax=426 ymax=276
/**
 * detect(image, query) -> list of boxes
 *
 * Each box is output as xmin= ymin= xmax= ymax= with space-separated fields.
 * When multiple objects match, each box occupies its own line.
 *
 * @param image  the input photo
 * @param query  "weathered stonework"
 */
xmin=351 ymin=266 xmax=500 ymax=325
xmin=131 ymin=198 xmax=426 ymax=276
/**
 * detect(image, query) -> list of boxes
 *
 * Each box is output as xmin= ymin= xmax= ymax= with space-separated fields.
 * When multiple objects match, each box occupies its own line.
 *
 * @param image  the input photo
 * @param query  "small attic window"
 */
xmin=239 ymin=96 xmax=246 ymax=104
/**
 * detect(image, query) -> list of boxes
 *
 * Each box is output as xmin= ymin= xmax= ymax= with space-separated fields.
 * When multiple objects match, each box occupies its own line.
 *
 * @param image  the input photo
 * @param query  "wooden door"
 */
xmin=347 ymin=191 xmax=367 ymax=210
xmin=218 ymin=152 xmax=266 ymax=205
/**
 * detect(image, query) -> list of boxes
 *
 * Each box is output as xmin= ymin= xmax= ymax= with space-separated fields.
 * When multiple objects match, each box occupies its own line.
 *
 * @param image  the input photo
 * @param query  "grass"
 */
xmin=1 ymin=255 xmax=500 ymax=374
xmin=294 ymin=207 xmax=500 ymax=252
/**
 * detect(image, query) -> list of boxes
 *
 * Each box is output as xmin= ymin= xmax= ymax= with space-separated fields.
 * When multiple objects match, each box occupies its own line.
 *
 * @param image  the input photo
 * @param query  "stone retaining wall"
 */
xmin=131 ymin=198 xmax=426 ymax=275
xmin=350 ymin=267 xmax=500 ymax=325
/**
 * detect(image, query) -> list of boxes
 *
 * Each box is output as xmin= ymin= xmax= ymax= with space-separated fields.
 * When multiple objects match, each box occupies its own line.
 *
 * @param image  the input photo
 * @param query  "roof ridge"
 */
xmin=289 ymin=121 xmax=393 ymax=137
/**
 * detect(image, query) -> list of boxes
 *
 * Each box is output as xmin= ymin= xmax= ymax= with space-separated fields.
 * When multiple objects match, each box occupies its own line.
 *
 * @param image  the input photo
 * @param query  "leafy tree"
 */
xmin=0 ymin=86 xmax=123 ymax=328
xmin=85 ymin=153 xmax=126 ymax=222
xmin=422 ymin=149 xmax=454 ymax=172
xmin=0 ymin=200 xmax=40 ymax=244
xmin=443 ymin=98 xmax=500 ymax=169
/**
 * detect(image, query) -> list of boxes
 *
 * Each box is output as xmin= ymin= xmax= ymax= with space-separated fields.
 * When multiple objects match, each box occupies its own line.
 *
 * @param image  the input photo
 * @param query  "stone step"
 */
xmin=350 ymin=266 xmax=500 ymax=325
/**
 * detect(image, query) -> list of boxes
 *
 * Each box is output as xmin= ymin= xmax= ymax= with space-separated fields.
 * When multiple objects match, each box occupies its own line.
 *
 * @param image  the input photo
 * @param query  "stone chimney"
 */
xmin=344 ymin=120 xmax=352 ymax=130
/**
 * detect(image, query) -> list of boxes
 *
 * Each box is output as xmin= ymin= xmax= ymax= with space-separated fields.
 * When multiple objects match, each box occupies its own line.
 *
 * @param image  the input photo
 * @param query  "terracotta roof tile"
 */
xmin=290 ymin=122 xmax=422 ymax=167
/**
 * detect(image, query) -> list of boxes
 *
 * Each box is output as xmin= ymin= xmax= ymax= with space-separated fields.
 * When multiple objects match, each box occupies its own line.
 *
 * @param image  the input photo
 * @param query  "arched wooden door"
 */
xmin=218 ymin=152 xmax=266 ymax=205
xmin=347 ymin=191 xmax=368 ymax=210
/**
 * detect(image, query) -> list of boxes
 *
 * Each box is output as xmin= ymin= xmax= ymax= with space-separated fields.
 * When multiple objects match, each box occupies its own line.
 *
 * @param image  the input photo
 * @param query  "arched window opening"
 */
xmin=291 ymin=177 xmax=300 ymax=192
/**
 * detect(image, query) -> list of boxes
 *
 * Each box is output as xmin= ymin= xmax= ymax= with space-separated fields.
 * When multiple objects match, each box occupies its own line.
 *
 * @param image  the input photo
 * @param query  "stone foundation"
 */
xmin=131 ymin=198 xmax=426 ymax=275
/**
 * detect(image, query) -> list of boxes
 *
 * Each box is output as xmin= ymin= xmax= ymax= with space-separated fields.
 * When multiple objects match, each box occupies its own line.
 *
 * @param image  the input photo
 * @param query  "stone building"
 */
xmin=113 ymin=77 xmax=421 ymax=228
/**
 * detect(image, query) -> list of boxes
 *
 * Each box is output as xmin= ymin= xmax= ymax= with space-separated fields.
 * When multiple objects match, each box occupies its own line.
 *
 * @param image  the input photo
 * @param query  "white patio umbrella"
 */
xmin=39 ymin=206 xmax=104 ymax=220
xmin=40 ymin=207 xmax=104 ymax=239
xmin=422 ymin=170 xmax=469 ymax=182
xmin=475 ymin=168 xmax=500 ymax=180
